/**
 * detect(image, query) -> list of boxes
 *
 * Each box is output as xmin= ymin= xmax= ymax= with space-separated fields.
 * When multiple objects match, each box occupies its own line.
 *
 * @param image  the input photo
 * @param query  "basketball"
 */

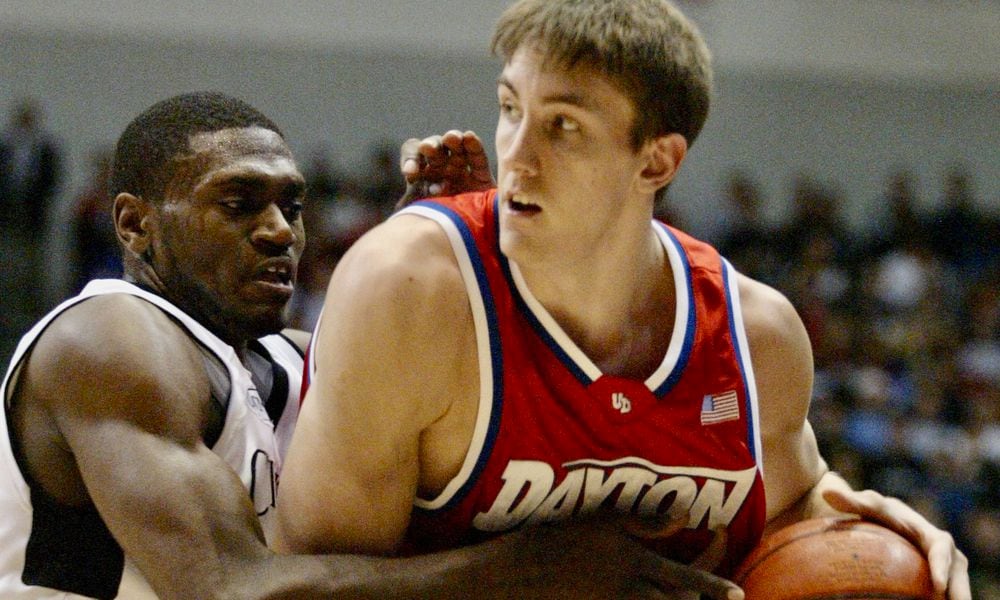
xmin=733 ymin=517 xmax=934 ymax=600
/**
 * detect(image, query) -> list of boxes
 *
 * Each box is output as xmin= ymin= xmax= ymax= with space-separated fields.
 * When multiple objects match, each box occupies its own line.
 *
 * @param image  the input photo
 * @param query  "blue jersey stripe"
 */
xmin=408 ymin=200 xmax=504 ymax=511
xmin=721 ymin=259 xmax=757 ymax=462
xmin=651 ymin=223 xmax=697 ymax=397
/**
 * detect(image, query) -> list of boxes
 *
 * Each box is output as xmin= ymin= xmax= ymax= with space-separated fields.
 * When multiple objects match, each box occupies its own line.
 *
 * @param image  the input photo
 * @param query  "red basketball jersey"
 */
xmin=363 ymin=191 xmax=765 ymax=574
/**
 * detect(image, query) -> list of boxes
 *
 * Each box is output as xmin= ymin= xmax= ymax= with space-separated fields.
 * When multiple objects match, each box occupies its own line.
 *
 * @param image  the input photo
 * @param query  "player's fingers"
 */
xmin=926 ymin=536 xmax=970 ymax=600
xmin=945 ymin=548 xmax=971 ymax=600
xmin=646 ymin=557 xmax=743 ymax=600
xmin=824 ymin=489 xmax=970 ymax=600
xmin=625 ymin=511 xmax=688 ymax=539
xmin=417 ymin=135 xmax=448 ymax=170
xmin=460 ymin=130 xmax=485 ymax=154
xmin=400 ymin=138 xmax=424 ymax=181
xmin=461 ymin=130 xmax=495 ymax=186
xmin=441 ymin=131 xmax=474 ymax=181
xmin=439 ymin=129 xmax=466 ymax=154
xmin=823 ymin=489 xmax=923 ymax=542
xmin=822 ymin=488 xmax=896 ymax=527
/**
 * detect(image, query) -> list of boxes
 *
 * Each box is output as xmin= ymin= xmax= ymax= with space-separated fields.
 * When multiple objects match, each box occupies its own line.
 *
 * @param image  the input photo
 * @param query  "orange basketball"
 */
xmin=733 ymin=517 xmax=935 ymax=600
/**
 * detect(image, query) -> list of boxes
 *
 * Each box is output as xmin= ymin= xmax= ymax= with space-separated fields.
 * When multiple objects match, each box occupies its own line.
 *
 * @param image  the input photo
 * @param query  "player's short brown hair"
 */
xmin=492 ymin=0 xmax=713 ymax=150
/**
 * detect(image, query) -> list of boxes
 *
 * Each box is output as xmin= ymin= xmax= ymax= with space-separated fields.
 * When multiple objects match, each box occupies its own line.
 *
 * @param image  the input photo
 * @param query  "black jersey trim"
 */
xmin=247 ymin=339 xmax=290 ymax=428
xmin=22 ymin=485 xmax=123 ymax=599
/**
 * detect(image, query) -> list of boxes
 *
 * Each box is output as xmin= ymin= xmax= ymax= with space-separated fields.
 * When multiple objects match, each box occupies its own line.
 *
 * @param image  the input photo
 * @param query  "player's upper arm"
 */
xmin=737 ymin=274 xmax=826 ymax=522
xmin=276 ymin=214 xmax=472 ymax=555
xmin=20 ymin=294 xmax=271 ymax=599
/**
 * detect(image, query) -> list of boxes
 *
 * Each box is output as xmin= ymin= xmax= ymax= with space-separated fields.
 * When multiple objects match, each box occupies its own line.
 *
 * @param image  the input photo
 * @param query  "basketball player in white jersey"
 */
xmin=0 ymin=91 xmax=725 ymax=599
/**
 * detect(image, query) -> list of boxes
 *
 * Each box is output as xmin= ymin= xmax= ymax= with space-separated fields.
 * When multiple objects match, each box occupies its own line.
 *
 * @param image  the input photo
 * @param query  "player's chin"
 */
xmin=239 ymin=300 xmax=293 ymax=338
xmin=246 ymin=279 xmax=295 ymax=303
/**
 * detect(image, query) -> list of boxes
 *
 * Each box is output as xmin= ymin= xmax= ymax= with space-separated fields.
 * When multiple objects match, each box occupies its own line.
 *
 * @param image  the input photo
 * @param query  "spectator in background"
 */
xmin=716 ymin=170 xmax=780 ymax=286
xmin=359 ymin=140 xmax=407 ymax=220
xmin=289 ymin=147 xmax=381 ymax=331
xmin=0 ymin=98 xmax=62 ymax=234
xmin=926 ymin=165 xmax=995 ymax=279
xmin=0 ymin=98 xmax=64 ymax=365
xmin=70 ymin=147 xmax=121 ymax=291
xmin=302 ymin=144 xmax=345 ymax=208
xmin=863 ymin=168 xmax=927 ymax=259
xmin=777 ymin=175 xmax=854 ymax=271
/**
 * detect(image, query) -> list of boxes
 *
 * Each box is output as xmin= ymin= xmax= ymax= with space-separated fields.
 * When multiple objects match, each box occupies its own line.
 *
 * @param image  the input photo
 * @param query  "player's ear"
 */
xmin=113 ymin=192 xmax=155 ymax=259
xmin=638 ymin=133 xmax=687 ymax=194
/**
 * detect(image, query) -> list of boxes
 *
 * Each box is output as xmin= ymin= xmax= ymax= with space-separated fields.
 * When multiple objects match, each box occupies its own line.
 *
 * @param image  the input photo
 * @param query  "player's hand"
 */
xmin=823 ymin=488 xmax=970 ymax=600
xmin=396 ymin=129 xmax=494 ymax=210
xmin=480 ymin=513 xmax=743 ymax=600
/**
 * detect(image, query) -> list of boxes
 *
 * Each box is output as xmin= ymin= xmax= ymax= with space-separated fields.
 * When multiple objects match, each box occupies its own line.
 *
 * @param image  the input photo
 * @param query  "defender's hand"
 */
xmin=396 ymin=129 xmax=494 ymax=210
xmin=481 ymin=513 xmax=743 ymax=600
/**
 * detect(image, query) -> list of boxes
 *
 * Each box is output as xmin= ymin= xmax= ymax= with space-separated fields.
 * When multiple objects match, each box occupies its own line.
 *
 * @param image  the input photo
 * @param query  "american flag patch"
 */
xmin=700 ymin=390 xmax=740 ymax=425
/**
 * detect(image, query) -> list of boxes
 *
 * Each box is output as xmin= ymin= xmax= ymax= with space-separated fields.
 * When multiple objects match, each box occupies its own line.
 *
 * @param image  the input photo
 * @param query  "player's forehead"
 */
xmin=186 ymin=126 xmax=291 ymax=161
xmin=168 ymin=126 xmax=302 ymax=198
xmin=502 ymin=46 xmax=617 ymax=95
xmin=499 ymin=45 xmax=635 ymax=121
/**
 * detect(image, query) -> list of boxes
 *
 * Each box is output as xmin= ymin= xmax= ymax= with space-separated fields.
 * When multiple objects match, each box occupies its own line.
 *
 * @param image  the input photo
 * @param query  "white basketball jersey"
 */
xmin=0 ymin=279 xmax=303 ymax=599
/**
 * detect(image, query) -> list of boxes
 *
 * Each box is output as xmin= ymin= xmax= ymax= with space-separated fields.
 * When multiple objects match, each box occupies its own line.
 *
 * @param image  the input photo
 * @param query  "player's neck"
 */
xmin=515 ymin=226 xmax=674 ymax=371
xmin=123 ymin=269 xmax=253 ymax=365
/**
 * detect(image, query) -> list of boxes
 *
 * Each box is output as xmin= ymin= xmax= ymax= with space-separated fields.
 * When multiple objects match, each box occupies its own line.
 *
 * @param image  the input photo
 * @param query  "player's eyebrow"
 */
xmin=497 ymin=74 xmax=598 ymax=111
xmin=210 ymin=172 xmax=306 ymax=199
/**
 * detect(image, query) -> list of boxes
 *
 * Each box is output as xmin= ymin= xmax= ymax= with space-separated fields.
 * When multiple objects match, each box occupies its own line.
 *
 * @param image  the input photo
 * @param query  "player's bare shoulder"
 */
xmin=327 ymin=212 xmax=470 ymax=324
xmin=734 ymin=272 xmax=814 ymax=431
xmin=22 ymin=293 xmax=209 ymax=424
xmin=313 ymin=211 xmax=478 ymax=434
xmin=32 ymin=293 xmax=196 ymax=370
xmin=12 ymin=292 xmax=212 ymax=506
xmin=736 ymin=274 xmax=807 ymax=348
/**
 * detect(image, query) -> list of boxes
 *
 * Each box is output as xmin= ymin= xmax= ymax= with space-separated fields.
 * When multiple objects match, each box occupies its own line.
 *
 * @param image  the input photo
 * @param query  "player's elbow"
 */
xmin=271 ymin=503 xmax=325 ymax=555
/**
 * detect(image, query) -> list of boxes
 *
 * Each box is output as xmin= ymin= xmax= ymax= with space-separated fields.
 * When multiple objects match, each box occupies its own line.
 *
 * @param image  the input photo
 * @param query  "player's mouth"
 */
xmin=505 ymin=191 xmax=542 ymax=215
xmin=251 ymin=258 xmax=295 ymax=299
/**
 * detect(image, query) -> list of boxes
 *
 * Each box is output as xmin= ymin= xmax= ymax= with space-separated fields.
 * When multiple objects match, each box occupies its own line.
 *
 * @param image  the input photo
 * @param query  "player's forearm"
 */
xmin=226 ymin=548 xmax=495 ymax=600
xmin=764 ymin=469 xmax=853 ymax=534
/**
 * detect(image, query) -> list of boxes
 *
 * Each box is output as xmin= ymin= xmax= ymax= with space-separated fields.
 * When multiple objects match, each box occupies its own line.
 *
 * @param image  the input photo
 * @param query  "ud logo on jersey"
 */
xmin=473 ymin=457 xmax=757 ymax=533
xmin=611 ymin=392 xmax=632 ymax=414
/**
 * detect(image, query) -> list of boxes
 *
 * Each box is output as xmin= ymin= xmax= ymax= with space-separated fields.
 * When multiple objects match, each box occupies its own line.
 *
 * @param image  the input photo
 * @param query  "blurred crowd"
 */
xmin=688 ymin=167 xmax=1000 ymax=596
xmin=1 ymin=97 xmax=997 ymax=595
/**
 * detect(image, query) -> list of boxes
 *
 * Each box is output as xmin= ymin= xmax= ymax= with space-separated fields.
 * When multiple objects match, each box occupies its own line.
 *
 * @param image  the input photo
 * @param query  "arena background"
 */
xmin=2 ymin=1 xmax=997 ymax=230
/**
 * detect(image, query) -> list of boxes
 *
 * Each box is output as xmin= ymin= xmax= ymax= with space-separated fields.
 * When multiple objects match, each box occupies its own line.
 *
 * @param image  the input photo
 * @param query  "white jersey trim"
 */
xmin=395 ymin=205 xmax=497 ymax=511
xmin=647 ymin=222 xmax=695 ymax=390
xmin=259 ymin=333 xmax=304 ymax=461
xmin=721 ymin=259 xmax=764 ymax=474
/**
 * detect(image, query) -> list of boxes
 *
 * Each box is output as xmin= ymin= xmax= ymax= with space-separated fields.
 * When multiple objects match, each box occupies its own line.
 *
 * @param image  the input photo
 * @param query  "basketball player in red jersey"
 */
xmin=276 ymin=1 xmax=970 ymax=598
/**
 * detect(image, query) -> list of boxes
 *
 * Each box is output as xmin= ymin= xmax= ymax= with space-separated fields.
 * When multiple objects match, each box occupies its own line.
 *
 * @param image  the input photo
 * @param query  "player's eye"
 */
xmin=554 ymin=115 xmax=579 ymax=132
xmin=499 ymin=100 xmax=522 ymax=120
xmin=221 ymin=197 xmax=246 ymax=211
xmin=282 ymin=202 xmax=304 ymax=220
